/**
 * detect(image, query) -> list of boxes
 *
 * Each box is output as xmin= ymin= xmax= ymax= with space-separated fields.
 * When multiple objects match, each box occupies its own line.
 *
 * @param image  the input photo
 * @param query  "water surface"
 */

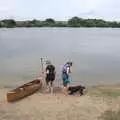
xmin=0 ymin=28 xmax=120 ymax=87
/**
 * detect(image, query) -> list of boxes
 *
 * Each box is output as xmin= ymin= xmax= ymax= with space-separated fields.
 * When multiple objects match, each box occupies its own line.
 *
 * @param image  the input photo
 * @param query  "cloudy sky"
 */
xmin=0 ymin=0 xmax=120 ymax=21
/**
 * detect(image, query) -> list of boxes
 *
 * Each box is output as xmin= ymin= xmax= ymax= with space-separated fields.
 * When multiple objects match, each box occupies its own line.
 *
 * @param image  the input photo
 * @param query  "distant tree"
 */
xmin=1 ymin=19 xmax=16 ymax=27
xmin=24 ymin=20 xmax=34 ymax=27
xmin=109 ymin=21 xmax=120 ymax=28
xmin=0 ymin=22 xmax=1 ymax=27
xmin=0 ymin=17 xmax=120 ymax=28
xmin=55 ymin=21 xmax=67 ymax=27
xmin=31 ymin=19 xmax=39 ymax=24
xmin=31 ymin=19 xmax=43 ymax=27
xmin=45 ymin=18 xmax=55 ymax=24
xmin=68 ymin=16 xmax=81 ymax=27
xmin=83 ymin=19 xmax=96 ymax=27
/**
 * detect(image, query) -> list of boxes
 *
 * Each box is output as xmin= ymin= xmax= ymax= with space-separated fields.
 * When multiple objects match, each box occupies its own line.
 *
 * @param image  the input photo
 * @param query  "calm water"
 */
xmin=0 ymin=28 xmax=120 ymax=87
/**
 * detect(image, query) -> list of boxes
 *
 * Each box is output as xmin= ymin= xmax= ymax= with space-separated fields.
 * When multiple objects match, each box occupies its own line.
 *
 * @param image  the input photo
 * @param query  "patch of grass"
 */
xmin=100 ymin=91 xmax=120 ymax=97
xmin=98 ymin=109 xmax=120 ymax=120
xmin=87 ymin=87 xmax=120 ymax=98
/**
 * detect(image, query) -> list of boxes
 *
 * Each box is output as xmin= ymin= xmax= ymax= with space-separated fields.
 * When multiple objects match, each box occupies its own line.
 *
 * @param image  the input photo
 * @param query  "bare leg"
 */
xmin=49 ymin=81 xmax=53 ymax=94
xmin=64 ymin=87 xmax=68 ymax=96
xmin=45 ymin=80 xmax=50 ymax=93
xmin=67 ymin=83 xmax=70 ymax=89
xmin=62 ymin=83 xmax=69 ymax=96
xmin=66 ymin=83 xmax=70 ymax=95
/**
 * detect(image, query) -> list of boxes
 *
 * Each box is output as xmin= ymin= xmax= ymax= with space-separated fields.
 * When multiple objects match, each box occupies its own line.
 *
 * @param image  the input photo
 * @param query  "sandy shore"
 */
xmin=0 ymin=86 xmax=120 ymax=120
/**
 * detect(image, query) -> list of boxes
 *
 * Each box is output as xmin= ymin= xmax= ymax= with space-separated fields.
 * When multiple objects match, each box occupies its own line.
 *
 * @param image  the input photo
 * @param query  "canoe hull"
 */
xmin=6 ymin=77 xmax=42 ymax=102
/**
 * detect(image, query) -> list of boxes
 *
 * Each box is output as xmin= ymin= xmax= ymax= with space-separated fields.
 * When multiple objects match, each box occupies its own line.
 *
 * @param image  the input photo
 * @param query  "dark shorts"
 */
xmin=45 ymin=73 xmax=55 ymax=84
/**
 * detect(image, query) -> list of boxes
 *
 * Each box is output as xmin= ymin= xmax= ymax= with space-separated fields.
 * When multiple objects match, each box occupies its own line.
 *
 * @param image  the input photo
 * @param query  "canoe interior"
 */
xmin=6 ymin=78 xmax=42 ymax=102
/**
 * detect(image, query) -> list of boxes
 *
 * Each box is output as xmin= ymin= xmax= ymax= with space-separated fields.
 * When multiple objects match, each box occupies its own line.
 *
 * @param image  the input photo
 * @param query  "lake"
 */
xmin=0 ymin=28 xmax=120 ymax=87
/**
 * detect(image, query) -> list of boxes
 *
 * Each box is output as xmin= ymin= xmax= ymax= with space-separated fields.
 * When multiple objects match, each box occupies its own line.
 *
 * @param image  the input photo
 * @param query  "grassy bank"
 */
xmin=99 ymin=109 xmax=120 ymax=120
xmin=1 ymin=84 xmax=120 ymax=120
xmin=87 ymin=85 xmax=120 ymax=120
xmin=87 ymin=85 xmax=120 ymax=98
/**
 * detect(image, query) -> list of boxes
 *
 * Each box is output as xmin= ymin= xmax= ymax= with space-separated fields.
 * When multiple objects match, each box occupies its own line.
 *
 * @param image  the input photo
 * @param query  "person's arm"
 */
xmin=67 ymin=66 xmax=72 ymax=74
xmin=66 ymin=67 xmax=70 ymax=74
xmin=45 ymin=66 xmax=49 ymax=74
xmin=46 ymin=69 xmax=49 ymax=74
xmin=69 ymin=67 xmax=72 ymax=73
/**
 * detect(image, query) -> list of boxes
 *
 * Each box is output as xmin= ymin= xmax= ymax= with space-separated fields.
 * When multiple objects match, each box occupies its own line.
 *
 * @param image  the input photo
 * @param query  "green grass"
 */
xmin=100 ymin=91 xmax=120 ymax=97
xmin=98 ymin=109 xmax=120 ymax=120
xmin=87 ymin=87 xmax=120 ymax=98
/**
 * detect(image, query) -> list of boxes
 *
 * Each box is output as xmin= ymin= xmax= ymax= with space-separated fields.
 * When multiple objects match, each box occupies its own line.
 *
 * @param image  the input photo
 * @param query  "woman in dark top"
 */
xmin=45 ymin=60 xmax=56 ymax=94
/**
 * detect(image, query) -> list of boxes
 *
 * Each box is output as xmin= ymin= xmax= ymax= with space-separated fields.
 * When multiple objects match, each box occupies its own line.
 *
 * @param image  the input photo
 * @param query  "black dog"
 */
xmin=68 ymin=85 xmax=86 ymax=96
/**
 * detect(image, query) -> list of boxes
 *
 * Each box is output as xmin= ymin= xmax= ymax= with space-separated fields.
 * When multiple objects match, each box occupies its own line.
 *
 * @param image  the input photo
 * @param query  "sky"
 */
xmin=0 ymin=0 xmax=120 ymax=21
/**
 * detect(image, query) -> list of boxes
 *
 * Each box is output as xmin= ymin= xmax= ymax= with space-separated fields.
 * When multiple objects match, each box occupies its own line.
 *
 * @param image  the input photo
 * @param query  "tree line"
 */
xmin=0 ymin=17 xmax=120 ymax=28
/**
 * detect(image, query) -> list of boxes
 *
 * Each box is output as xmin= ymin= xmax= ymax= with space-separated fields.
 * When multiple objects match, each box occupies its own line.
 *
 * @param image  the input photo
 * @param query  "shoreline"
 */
xmin=1 ymin=84 xmax=120 ymax=120
xmin=1 ymin=82 xmax=120 ymax=89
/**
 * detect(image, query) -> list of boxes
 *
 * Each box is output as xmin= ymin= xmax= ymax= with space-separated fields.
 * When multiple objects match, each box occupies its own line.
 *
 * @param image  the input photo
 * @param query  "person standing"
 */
xmin=45 ymin=60 xmax=56 ymax=94
xmin=62 ymin=61 xmax=72 ymax=95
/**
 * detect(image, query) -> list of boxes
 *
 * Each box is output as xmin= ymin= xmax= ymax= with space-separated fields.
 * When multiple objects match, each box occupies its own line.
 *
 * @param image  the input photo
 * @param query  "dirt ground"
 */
xmin=0 ymin=85 xmax=120 ymax=120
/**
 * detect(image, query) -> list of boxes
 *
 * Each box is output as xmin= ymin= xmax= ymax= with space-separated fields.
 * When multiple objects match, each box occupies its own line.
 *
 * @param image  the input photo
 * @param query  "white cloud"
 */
xmin=0 ymin=0 xmax=15 ymax=10
xmin=0 ymin=0 xmax=120 ymax=21
xmin=76 ymin=0 xmax=120 ymax=21
xmin=0 ymin=0 xmax=17 ymax=19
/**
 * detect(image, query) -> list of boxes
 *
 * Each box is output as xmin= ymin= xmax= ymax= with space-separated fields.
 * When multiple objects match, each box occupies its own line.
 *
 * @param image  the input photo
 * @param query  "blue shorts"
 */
xmin=62 ymin=73 xmax=72 ymax=84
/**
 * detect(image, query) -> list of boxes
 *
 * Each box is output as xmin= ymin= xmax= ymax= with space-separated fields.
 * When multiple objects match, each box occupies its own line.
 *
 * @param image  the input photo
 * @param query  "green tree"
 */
xmin=1 ymin=19 xmax=16 ymax=27
xmin=0 ymin=22 xmax=1 ymax=27
xmin=0 ymin=17 xmax=120 ymax=28
xmin=55 ymin=21 xmax=67 ymax=27
xmin=42 ymin=18 xmax=55 ymax=27
xmin=45 ymin=18 xmax=55 ymax=24
xmin=68 ymin=16 xmax=81 ymax=27
xmin=30 ymin=19 xmax=42 ymax=27
xmin=109 ymin=21 xmax=120 ymax=27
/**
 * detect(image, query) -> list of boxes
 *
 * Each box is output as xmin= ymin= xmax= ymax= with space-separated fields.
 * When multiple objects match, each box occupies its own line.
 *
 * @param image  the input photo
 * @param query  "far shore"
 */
xmin=1 ymin=17 xmax=120 ymax=28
